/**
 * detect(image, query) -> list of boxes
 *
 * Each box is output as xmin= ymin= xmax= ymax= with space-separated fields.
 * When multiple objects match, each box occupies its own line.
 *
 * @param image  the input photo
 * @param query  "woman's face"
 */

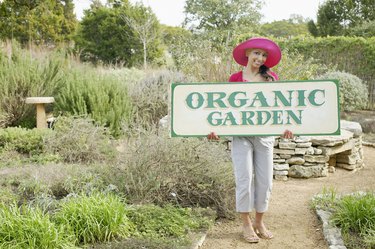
xmin=246 ymin=48 xmax=268 ymax=68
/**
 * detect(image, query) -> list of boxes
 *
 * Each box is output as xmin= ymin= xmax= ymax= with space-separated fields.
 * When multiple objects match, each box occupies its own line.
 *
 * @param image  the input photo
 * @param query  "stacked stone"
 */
xmin=273 ymin=136 xmax=329 ymax=180
xmin=273 ymin=120 xmax=364 ymax=180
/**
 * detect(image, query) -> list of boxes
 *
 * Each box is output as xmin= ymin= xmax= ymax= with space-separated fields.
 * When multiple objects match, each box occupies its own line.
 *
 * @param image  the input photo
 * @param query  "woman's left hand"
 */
xmin=283 ymin=129 xmax=293 ymax=139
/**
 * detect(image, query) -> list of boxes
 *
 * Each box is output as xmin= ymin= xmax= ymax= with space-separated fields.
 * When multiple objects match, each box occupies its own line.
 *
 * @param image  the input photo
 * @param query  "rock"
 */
xmin=336 ymin=163 xmax=357 ymax=170
xmin=305 ymin=155 xmax=329 ymax=163
xmin=328 ymin=166 xmax=336 ymax=173
xmin=274 ymin=148 xmax=295 ymax=155
xmin=296 ymin=142 xmax=312 ymax=148
xmin=293 ymin=136 xmax=311 ymax=143
xmin=273 ymin=170 xmax=289 ymax=176
xmin=289 ymin=165 xmax=327 ymax=178
xmin=309 ymin=130 xmax=353 ymax=147
xmin=295 ymin=147 xmax=308 ymax=155
xmin=274 ymin=164 xmax=289 ymax=171
xmin=340 ymin=120 xmax=362 ymax=137
xmin=360 ymin=118 xmax=375 ymax=133
xmin=286 ymin=157 xmax=305 ymax=165
xmin=314 ymin=148 xmax=323 ymax=155
xmin=279 ymin=141 xmax=297 ymax=149
xmin=273 ymin=159 xmax=286 ymax=163
xmin=319 ymin=139 xmax=355 ymax=156
xmin=274 ymin=175 xmax=288 ymax=181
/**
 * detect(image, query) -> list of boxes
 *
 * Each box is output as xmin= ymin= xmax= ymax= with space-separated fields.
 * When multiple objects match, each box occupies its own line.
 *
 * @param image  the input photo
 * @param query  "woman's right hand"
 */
xmin=207 ymin=132 xmax=220 ymax=140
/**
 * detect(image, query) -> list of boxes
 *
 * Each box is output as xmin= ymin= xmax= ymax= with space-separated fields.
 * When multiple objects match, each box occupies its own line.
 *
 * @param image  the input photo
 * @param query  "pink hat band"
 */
xmin=232 ymin=37 xmax=282 ymax=68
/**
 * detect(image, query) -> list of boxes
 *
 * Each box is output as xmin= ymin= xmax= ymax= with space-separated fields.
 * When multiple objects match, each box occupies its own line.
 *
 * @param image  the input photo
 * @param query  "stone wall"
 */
xmin=273 ymin=120 xmax=364 ymax=181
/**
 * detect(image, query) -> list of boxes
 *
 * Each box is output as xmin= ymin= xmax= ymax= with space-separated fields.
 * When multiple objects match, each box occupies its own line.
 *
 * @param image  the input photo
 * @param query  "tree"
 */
xmin=307 ymin=20 xmax=319 ymax=37
xmin=121 ymin=3 xmax=160 ymax=69
xmin=315 ymin=0 xmax=375 ymax=36
xmin=260 ymin=15 xmax=310 ymax=38
xmin=74 ymin=0 xmax=163 ymax=66
xmin=0 ymin=0 xmax=77 ymax=44
xmin=183 ymin=0 xmax=262 ymax=32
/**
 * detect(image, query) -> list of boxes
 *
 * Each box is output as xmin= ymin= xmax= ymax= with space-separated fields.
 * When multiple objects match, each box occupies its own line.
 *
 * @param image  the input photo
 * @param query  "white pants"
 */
xmin=231 ymin=136 xmax=274 ymax=213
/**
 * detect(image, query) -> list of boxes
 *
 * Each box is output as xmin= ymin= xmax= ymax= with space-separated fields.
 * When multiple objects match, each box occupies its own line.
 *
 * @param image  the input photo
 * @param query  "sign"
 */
xmin=170 ymin=80 xmax=340 ymax=137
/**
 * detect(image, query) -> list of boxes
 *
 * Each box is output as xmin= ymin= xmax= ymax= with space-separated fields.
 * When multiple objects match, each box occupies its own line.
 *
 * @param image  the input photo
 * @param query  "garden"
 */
xmin=0 ymin=0 xmax=374 ymax=248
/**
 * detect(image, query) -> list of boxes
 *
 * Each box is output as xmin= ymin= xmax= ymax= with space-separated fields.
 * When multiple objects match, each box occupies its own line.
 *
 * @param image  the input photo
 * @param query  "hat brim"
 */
xmin=233 ymin=37 xmax=281 ymax=68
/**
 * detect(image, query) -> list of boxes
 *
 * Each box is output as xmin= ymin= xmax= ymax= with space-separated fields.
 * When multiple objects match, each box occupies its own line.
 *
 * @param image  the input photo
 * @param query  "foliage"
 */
xmin=0 ymin=127 xmax=50 ymax=154
xmin=74 ymin=1 xmax=163 ymax=66
xmin=183 ymin=0 xmax=262 ymax=33
xmin=347 ymin=20 xmax=375 ymax=38
xmin=44 ymin=116 xmax=116 ymax=164
xmin=276 ymin=36 xmax=375 ymax=85
xmin=129 ymin=70 xmax=191 ymax=126
xmin=331 ymin=192 xmax=375 ymax=248
xmin=55 ymin=64 xmax=133 ymax=137
xmin=273 ymin=48 xmax=331 ymax=81
xmin=127 ymin=204 xmax=213 ymax=239
xmin=0 ymin=0 xmax=77 ymax=45
xmin=260 ymin=15 xmax=311 ymax=38
xmin=54 ymin=192 xmax=133 ymax=244
xmin=0 ymin=40 xmax=65 ymax=128
xmin=317 ymin=71 xmax=368 ymax=111
xmin=315 ymin=0 xmax=375 ymax=36
xmin=0 ymin=203 xmax=77 ymax=249
xmin=100 ymin=127 xmax=234 ymax=218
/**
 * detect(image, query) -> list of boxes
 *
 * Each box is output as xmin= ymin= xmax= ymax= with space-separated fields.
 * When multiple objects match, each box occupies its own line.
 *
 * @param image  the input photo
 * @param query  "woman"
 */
xmin=208 ymin=37 xmax=293 ymax=243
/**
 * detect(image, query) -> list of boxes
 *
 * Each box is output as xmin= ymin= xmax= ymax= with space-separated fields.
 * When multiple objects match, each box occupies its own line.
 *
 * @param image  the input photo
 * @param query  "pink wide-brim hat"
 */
xmin=232 ymin=37 xmax=282 ymax=68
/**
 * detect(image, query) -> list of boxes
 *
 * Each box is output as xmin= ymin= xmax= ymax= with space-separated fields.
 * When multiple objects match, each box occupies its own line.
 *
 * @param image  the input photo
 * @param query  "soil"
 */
xmin=201 ymin=145 xmax=375 ymax=249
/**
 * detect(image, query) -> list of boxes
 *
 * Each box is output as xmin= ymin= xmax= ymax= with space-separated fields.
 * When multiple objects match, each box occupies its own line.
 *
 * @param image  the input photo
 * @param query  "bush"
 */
xmin=99 ymin=126 xmax=234 ymax=218
xmin=129 ymin=70 xmax=192 ymax=127
xmin=54 ymin=192 xmax=134 ymax=244
xmin=317 ymin=71 xmax=368 ymax=111
xmin=44 ymin=116 xmax=116 ymax=164
xmin=0 ymin=203 xmax=76 ymax=249
xmin=127 ymin=204 xmax=211 ymax=239
xmin=55 ymin=65 xmax=133 ymax=137
xmin=0 ymin=127 xmax=50 ymax=154
xmin=331 ymin=192 xmax=375 ymax=248
xmin=274 ymin=49 xmax=331 ymax=80
xmin=0 ymin=40 xmax=65 ymax=128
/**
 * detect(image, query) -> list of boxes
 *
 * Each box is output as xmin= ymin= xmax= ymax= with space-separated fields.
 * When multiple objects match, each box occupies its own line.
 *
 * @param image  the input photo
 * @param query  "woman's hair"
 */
xmin=259 ymin=65 xmax=275 ymax=81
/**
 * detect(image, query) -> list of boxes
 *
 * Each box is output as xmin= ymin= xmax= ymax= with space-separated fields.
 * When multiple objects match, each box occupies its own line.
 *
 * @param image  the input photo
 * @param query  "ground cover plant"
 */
xmin=312 ymin=190 xmax=375 ymax=249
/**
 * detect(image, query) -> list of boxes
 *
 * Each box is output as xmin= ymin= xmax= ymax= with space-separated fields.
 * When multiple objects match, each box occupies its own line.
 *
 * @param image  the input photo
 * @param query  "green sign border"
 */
xmin=170 ymin=79 xmax=340 ymax=137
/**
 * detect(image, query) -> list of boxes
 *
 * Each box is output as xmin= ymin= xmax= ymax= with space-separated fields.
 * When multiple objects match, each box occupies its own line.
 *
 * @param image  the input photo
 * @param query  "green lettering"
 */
xmin=273 ymin=90 xmax=293 ymax=107
xmin=249 ymin=92 xmax=270 ymax=107
xmin=241 ymin=111 xmax=255 ymax=125
xmin=228 ymin=91 xmax=248 ymax=108
xmin=256 ymin=111 xmax=272 ymax=125
xmin=223 ymin=112 xmax=238 ymax=126
xmin=272 ymin=110 xmax=284 ymax=125
xmin=207 ymin=111 xmax=223 ymax=126
xmin=308 ymin=89 xmax=325 ymax=106
xmin=186 ymin=92 xmax=204 ymax=109
xmin=206 ymin=92 xmax=227 ymax=108
xmin=297 ymin=90 xmax=307 ymax=107
xmin=286 ymin=110 xmax=303 ymax=124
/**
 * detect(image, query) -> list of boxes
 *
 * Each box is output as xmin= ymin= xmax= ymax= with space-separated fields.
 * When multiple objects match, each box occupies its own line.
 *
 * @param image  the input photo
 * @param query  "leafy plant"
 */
xmin=54 ymin=192 xmax=134 ymax=244
xmin=0 ymin=203 xmax=76 ymax=249
xmin=44 ymin=116 xmax=116 ymax=164
xmin=317 ymin=71 xmax=369 ymax=111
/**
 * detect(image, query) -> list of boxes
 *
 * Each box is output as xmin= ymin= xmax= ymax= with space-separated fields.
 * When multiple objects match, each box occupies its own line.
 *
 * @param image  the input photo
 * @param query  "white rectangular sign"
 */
xmin=170 ymin=80 xmax=340 ymax=137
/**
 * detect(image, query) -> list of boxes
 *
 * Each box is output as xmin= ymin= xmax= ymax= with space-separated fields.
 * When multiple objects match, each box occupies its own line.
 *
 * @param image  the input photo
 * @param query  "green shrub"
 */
xmin=0 ymin=127 xmax=50 ymax=154
xmin=0 ymin=40 xmax=65 ymax=128
xmin=274 ymin=49 xmax=331 ymax=80
xmin=54 ymin=192 xmax=133 ymax=244
xmin=55 ymin=64 xmax=133 ymax=137
xmin=331 ymin=192 xmax=375 ymax=235
xmin=317 ymin=71 xmax=369 ymax=111
xmin=44 ymin=116 xmax=116 ymax=164
xmin=127 ymin=204 xmax=212 ymax=239
xmin=0 ymin=203 xmax=76 ymax=249
xmin=99 ymin=126 xmax=234 ymax=218
xmin=129 ymin=70 xmax=191 ymax=127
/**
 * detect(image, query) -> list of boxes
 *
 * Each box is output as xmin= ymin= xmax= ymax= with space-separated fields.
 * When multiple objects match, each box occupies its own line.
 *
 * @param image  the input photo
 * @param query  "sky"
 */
xmin=73 ymin=0 xmax=326 ymax=26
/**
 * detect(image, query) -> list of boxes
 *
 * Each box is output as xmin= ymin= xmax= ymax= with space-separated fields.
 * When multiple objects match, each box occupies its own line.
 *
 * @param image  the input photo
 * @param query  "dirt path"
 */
xmin=201 ymin=146 xmax=375 ymax=249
